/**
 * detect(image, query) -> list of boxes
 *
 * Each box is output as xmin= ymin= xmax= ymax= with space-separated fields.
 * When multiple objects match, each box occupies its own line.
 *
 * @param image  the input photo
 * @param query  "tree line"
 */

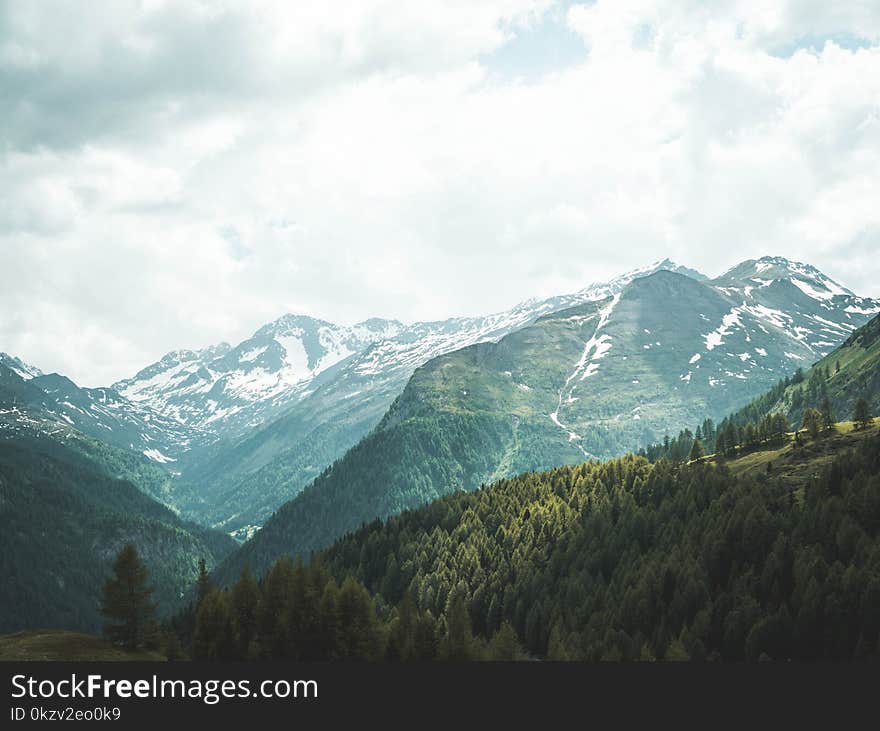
xmin=643 ymin=364 xmax=874 ymax=464
xmin=101 ymin=549 xmax=517 ymax=661
xmin=102 ymin=425 xmax=880 ymax=661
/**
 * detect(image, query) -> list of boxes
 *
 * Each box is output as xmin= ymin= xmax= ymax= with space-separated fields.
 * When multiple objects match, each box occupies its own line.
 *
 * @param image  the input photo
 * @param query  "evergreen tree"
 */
xmin=440 ymin=589 xmax=477 ymax=660
xmin=546 ymin=624 xmax=570 ymax=660
xmin=854 ymin=399 xmax=873 ymax=430
xmin=802 ymin=408 xmax=822 ymax=439
xmin=820 ymin=397 xmax=835 ymax=433
xmin=318 ymin=579 xmax=341 ymax=659
xmin=100 ymin=544 xmax=157 ymax=650
xmin=665 ymin=638 xmax=690 ymax=661
xmin=258 ymin=557 xmax=295 ymax=658
xmin=388 ymin=591 xmax=418 ymax=660
xmin=413 ymin=610 xmax=439 ymax=660
xmin=336 ymin=576 xmax=382 ymax=660
xmin=193 ymin=588 xmax=234 ymax=660
xmin=230 ymin=566 xmax=260 ymax=659
xmin=688 ymin=438 xmax=704 ymax=462
xmin=196 ymin=557 xmax=212 ymax=608
xmin=723 ymin=421 xmax=738 ymax=456
xmin=488 ymin=621 xmax=523 ymax=661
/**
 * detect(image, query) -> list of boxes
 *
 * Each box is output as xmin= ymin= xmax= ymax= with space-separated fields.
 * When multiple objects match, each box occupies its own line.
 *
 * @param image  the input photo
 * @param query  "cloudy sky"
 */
xmin=2 ymin=0 xmax=880 ymax=386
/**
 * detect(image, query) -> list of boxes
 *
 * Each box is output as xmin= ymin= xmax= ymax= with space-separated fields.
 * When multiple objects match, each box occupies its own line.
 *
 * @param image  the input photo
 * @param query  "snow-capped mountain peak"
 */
xmin=0 ymin=352 xmax=44 ymax=381
xmin=717 ymin=256 xmax=854 ymax=299
xmin=110 ymin=313 xmax=409 ymax=435
xmin=574 ymin=259 xmax=708 ymax=301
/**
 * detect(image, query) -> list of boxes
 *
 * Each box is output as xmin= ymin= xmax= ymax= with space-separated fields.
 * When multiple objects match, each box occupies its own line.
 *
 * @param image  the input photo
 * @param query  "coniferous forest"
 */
xmin=159 ymin=422 xmax=880 ymax=661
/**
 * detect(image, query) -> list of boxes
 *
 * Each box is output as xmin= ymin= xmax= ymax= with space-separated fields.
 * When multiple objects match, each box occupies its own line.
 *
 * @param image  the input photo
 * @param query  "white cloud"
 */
xmin=1 ymin=0 xmax=879 ymax=385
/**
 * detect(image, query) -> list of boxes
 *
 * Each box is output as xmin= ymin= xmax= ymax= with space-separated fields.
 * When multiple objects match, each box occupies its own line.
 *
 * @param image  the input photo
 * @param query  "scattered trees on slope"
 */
xmin=854 ymin=398 xmax=873 ymax=430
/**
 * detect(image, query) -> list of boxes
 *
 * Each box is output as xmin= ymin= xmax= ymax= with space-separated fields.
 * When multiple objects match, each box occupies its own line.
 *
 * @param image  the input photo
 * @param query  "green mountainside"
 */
xmin=185 ymin=422 xmax=880 ymax=661
xmin=310 ymin=422 xmax=880 ymax=660
xmin=0 ymin=432 xmax=236 ymax=634
xmin=220 ymin=269 xmax=868 ymax=580
xmin=215 ymin=300 xmax=607 ymax=581
xmin=726 ymin=312 xmax=880 ymax=430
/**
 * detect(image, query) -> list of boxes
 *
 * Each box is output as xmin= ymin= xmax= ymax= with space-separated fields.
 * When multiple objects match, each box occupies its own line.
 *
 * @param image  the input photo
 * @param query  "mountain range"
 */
xmin=4 ymin=254 xmax=880 ymax=635
xmin=2 ymin=256 xmax=878 ymax=550
xmin=215 ymin=260 xmax=880 ymax=579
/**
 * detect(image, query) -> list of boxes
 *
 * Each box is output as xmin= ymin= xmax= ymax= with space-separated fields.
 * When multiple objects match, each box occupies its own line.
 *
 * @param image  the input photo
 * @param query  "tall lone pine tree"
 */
xmin=100 ymin=543 xmax=157 ymax=650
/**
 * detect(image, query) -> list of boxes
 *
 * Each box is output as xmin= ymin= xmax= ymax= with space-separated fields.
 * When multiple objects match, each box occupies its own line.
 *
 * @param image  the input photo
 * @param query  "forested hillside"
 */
xmin=220 ymin=269 xmax=876 ymax=582
xmin=0 ymin=434 xmax=236 ymax=634
xmin=315 ymin=424 xmax=880 ymax=660
xmin=213 ymin=300 xmax=609 ymax=582
xmin=192 ymin=422 xmax=880 ymax=660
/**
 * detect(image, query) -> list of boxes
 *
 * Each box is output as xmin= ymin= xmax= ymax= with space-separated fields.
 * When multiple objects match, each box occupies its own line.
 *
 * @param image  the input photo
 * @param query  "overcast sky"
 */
xmin=2 ymin=0 xmax=880 ymax=386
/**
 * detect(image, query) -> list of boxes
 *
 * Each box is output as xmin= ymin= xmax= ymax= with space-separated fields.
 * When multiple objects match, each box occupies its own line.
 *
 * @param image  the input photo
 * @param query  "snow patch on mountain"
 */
xmin=550 ymin=293 xmax=621 ymax=451
xmin=143 ymin=447 xmax=176 ymax=464
xmin=704 ymin=309 xmax=743 ymax=351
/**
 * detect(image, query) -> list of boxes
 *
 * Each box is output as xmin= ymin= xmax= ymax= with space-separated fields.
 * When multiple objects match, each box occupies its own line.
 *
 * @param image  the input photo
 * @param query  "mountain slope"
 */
xmin=112 ymin=316 xmax=405 ymax=434
xmin=0 ymin=431 xmax=236 ymax=634
xmin=156 ymin=259 xmax=704 ymax=531
xmin=0 ymin=353 xmax=43 ymax=380
xmin=310 ymin=422 xmax=880 ymax=660
xmin=6 ymin=256 xmax=874 ymax=537
xmin=0 ymin=359 xmax=193 ymax=467
xmin=724 ymin=311 xmax=880 ymax=431
xmin=216 ymin=264 xmax=880 ymax=578
xmin=198 ymin=257 xmax=878 ymax=533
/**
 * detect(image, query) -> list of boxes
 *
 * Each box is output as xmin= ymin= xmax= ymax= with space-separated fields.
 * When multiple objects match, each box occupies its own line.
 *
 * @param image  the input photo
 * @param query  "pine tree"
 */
xmin=820 ymin=397 xmax=835 ymax=433
xmin=317 ymin=579 xmax=340 ymax=660
xmin=489 ymin=621 xmax=523 ymax=661
xmin=853 ymin=398 xmax=872 ymax=430
xmin=388 ymin=591 xmax=418 ymax=660
xmin=664 ymin=637 xmax=690 ymax=661
xmin=440 ymin=589 xmax=476 ymax=660
xmin=336 ymin=576 xmax=381 ymax=660
xmin=196 ymin=557 xmax=212 ymax=608
xmin=230 ymin=566 xmax=260 ymax=659
xmin=723 ymin=421 xmax=738 ymax=456
xmin=100 ymin=544 xmax=157 ymax=650
xmin=771 ymin=413 xmax=790 ymax=443
xmin=413 ymin=610 xmax=438 ymax=660
xmin=688 ymin=438 xmax=704 ymax=462
xmin=258 ymin=557 xmax=295 ymax=658
xmin=546 ymin=623 xmax=570 ymax=660
xmin=715 ymin=430 xmax=727 ymax=458
xmin=193 ymin=588 xmax=234 ymax=660
xmin=802 ymin=408 xmax=822 ymax=439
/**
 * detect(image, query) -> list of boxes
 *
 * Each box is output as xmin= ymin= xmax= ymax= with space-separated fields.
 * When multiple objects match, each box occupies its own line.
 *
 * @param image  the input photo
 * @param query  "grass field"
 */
xmin=0 ymin=630 xmax=167 ymax=661
xmin=706 ymin=420 xmax=878 ymax=492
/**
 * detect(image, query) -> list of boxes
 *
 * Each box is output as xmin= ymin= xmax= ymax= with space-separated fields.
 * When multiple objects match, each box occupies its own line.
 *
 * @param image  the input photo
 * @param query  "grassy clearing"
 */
xmin=706 ymin=420 xmax=879 ymax=489
xmin=0 ymin=630 xmax=166 ymax=661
